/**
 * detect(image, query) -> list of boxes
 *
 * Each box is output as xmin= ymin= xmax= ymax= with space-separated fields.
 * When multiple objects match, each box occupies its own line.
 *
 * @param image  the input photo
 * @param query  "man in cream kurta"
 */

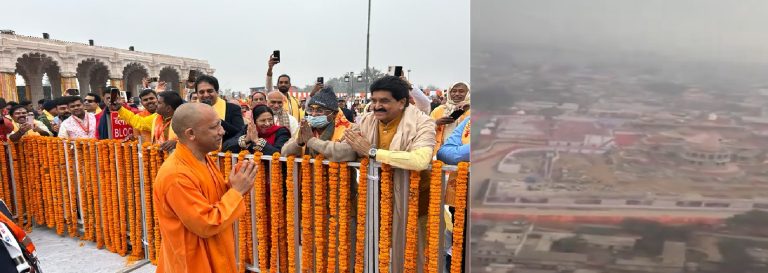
xmin=153 ymin=103 xmax=257 ymax=273
xmin=341 ymin=76 xmax=437 ymax=273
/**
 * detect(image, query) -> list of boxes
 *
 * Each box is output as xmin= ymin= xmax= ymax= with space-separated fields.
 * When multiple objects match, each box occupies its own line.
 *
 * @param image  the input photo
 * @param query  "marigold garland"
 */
xmin=122 ymin=142 xmax=133 ymax=258
xmin=104 ymin=141 xmax=116 ymax=251
xmin=313 ymin=154 xmax=327 ymax=273
xmin=285 ymin=155 xmax=297 ymax=273
xmin=131 ymin=142 xmax=144 ymax=259
xmin=449 ymin=162 xmax=469 ymax=273
xmin=65 ymin=140 xmax=79 ymax=238
xmin=93 ymin=141 xmax=104 ymax=248
xmin=77 ymin=141 xmax=92 ymax=241
xmin=353 ymin=158 xmax=368 ymax=273
xmin=253 ymin=152 xmax=270 ymax=271
xmin=90 ymin=140 xmax=101 ymax=245
xmin=18 ymin=141 xmax=28 ymax=229
xmin=44 ymin=140 xmax=54 ymax=229
xmin=0 ymin=142 xmax=9 ymax=212
xmin=300 ymin=155 xmax=314 ymax=273
xmin=425 ymin=160 xmax=444 ymax=273
xmin=404 ymin=170 xmax=421 ymax=273
xmin=378 ymin=164 xmax=393 ymax=273
xmin=327 ymin=162 xmax=339 ymax=273
xmin=269 ymin=152 xmax=283 ymax=273
xmin=54 ymin=139 xmax=65 ymax=236
xmin=152 ymin=145 xmax=163 ymax=262
xmin=223 ymin=151 xmax=232 ymax=182
xmin=145 ymin=143 xmax=156 ymax=263
xmin=236 ymin=151 xmax=249 ymax=273
xmin=12 ymin=141 xmax=25 ymax=228
xmin=276 ymin=154 xmax=288 ymax=273
xmin=15 ymin=141 xmax=28 ymax=228
xmin=338 ymin=162 xmax=350 ymax=273
xmin=117 ymin=142 xmax=128 ymax=256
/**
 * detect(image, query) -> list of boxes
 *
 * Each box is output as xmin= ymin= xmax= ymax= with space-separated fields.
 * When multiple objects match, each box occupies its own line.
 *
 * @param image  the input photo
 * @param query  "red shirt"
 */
xmin=0 ymin=117 xmax=13 ymax=142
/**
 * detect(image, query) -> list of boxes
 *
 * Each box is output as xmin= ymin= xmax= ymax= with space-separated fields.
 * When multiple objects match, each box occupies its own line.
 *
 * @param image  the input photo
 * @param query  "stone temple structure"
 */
xmin=0 ymin=30 xmax=214 ymax=102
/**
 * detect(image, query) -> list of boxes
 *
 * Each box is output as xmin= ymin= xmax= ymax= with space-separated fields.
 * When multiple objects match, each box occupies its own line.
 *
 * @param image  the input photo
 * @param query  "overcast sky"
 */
xmin=5 ymin=0 xmax=469 ymax=91
xmin=473 ymin=0 xmax=768 ymax=63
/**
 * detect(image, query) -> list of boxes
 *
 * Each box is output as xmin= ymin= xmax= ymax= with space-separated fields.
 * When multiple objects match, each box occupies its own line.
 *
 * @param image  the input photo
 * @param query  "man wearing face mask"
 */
xmin=195 ymin=75 xmax=245 ymax=144
xmin=281 ymin=87 xmax=355 ymax=161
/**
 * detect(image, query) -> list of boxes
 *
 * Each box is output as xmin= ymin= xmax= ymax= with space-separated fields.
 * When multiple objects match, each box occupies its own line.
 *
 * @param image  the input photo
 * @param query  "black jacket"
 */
xmin=222 ymin=102 xmax=245 ymax=144
xmin=222 ymin=127 xmax=291 ymax=155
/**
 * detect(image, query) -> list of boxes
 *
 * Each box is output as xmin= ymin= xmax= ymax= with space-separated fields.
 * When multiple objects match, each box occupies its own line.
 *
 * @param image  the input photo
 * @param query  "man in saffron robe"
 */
xmin=153 ymin=103 xmax=258 ymax=273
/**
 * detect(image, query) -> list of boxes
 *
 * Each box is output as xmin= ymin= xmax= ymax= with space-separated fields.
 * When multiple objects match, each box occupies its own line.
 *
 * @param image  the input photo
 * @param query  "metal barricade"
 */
xmin=0 ymin=139 xmax=467 ymax=273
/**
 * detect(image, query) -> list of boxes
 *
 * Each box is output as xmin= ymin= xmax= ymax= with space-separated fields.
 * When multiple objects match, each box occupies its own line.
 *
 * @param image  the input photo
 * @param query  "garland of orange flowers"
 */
xmin=223 ymin=152 xmax=232 ymax=183
xmin=104 ymin=141 xmax=116 ymax=251
xmin=112 ymin=141 xmax=123 ymax=254
xmin=313 ymin=154 xmax=326 ymax=273
xmin=50 ymin=138 xmax=59 ymax=230
xmin=76 ymin=141 xmax=90 ymax=241
xmin=277 ymin=155 xmax=288 ymax=273
xmin=11 ymin=142 xmax=24 ymax=227
xmin=123 ymin=142 xmax=134 ymax=257
xmin=24 ymin=140 xmax=35 ymax=230
xmin=107 ymin=141 xmax=117 ymax=252
xmin=252 ymin=152 xmax=269 ymax=271
xmin=145 ymin=143 xmax=156 ymax=263
xmin=269 ymin=152 xmax=283 ymax=273
xmin=338 ymin=162 xmax=350 ymax=273
xmin=0 ymin=142 xmax=8 ymax=212
xmin=284 ymin=155 xmax=297 ymax=273
xmin=41 ymin=139 xmax=51 ymax=228
xmin=66 ymin=140 xmax=79 ymax=238
xmin=124 ymin=142 xmax=135 ymax=259
xmin=243 ymin=155 xmax=254 ymax=266
xmin=425 ymin=160 xmax=444 ymax=273
xmin=18 ymin=139 xmax=32 ymax=228
xmin=26 ymin=138 xmax=39 ymax=229
xmin=117 ymin=142 xmax=128 ymax=256
xmin=23 ymin=139 xmax=36 ymax=225
xmin=404 ymin=170 xmax=421 ymax=273
xmin=152 ymin=146 xmax=163 ymax=262
xmin=4 ymin=141 xmax=13 ymax=211
xmin=327 ymin=162 xmax=339 ymax=273
xmin=300 ymin=155 xmax=314 ymax=273
xmin=54 ymin=139 xmax=65 ymax=235
xmin=14 ymin=141 xmax=28 ymax=228
xmin=449 ymin=162 xmax=469 ymax=273
xmin=92 ymin=140 xmax=104 ymax=248
xmin=353 ymin=158 xmax=368 ymax=273
xmin=236 ymin=151 xmax=249 ymax=273
xmin=131 ymin=142 xmax=144 ymax=259
xmin=378 ymin=164 xmax=393 ymax=273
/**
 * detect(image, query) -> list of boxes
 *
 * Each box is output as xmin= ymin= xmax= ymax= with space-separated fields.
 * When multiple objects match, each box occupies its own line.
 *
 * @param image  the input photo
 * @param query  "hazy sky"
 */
xmin=5 ymin=0 xmax=469 ymax=91
xmin=473 ymin=0 xmax=768 ymax=63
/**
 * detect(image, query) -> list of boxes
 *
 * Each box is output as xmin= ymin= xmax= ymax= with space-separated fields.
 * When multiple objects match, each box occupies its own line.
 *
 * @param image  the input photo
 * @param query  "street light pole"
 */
xmin=365 ymin=0 xmax=372 ymax=96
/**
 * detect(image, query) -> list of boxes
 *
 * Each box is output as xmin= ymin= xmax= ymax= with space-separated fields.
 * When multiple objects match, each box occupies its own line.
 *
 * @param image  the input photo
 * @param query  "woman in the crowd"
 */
xmin=223 ymin=105 xmax=290 ymax=154
xmin=430 ymin=82 xmax=470 ymax=155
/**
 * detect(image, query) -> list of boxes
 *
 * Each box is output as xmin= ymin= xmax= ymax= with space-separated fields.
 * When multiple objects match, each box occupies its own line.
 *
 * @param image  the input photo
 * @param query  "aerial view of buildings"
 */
xmin=470 ymin=52 xmax=768 ymax=272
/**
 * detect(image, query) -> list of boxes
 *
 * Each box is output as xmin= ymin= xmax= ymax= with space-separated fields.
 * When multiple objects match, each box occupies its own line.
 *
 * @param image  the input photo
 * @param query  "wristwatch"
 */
xmin=368 ymin=147 xmax=377 ymax=159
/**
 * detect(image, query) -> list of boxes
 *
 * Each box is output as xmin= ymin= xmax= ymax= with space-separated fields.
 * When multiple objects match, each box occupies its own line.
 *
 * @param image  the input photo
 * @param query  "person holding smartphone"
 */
xmin=429 ymin=81 xmax=470 ymax=156
xmin=7 ymin=105 xmax=51 ymax=142
xmin=265 ymin=52 xmax=304 ymax=121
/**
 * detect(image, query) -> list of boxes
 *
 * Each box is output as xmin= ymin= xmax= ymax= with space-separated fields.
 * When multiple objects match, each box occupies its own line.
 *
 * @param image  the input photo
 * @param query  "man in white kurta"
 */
xmin=57 ymin=97 xmax=97 ymax=139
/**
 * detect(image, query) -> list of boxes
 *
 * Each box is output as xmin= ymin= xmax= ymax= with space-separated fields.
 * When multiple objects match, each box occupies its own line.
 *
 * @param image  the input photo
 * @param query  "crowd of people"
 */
xmin=0 ymin=53 xmax=470 ymax=273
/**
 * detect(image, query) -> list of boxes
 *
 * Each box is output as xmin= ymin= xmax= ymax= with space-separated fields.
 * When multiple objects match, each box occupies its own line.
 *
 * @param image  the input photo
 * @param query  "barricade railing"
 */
xmin=0 ymin=136 xmax=469 ymax=273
